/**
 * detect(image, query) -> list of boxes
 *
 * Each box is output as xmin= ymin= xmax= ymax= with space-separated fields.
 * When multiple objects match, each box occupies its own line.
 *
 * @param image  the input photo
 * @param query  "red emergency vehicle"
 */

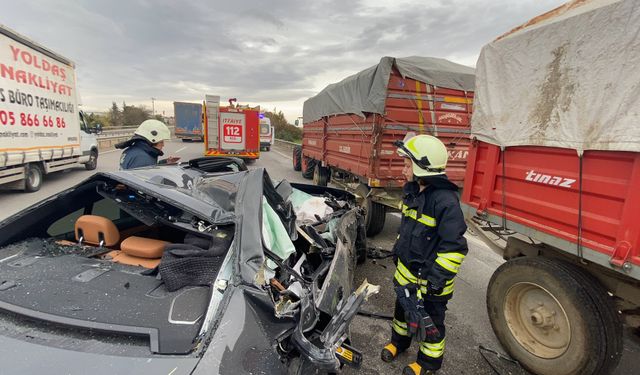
xmin=203 ymin=96 xmax=260 ymax=160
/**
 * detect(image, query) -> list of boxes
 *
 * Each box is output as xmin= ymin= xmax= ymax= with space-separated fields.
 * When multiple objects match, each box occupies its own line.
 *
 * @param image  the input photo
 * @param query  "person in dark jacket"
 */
xmin=116 ymin=119 xmax=180 ymax=170
xmin=380 ymin=135 xmax=468 ymax=375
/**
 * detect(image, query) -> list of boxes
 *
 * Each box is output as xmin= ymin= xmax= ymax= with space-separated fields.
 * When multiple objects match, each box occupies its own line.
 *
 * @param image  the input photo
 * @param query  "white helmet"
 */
xmin=396 ymin=134 xmax=448 ymax=177
xmin=134 ymin=119 xmax=171 ymax=144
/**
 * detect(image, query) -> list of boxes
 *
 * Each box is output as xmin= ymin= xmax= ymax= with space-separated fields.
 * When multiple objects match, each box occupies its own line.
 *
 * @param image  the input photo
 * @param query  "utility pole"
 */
xmin=151 ymin=97 xmax=156 ymax=116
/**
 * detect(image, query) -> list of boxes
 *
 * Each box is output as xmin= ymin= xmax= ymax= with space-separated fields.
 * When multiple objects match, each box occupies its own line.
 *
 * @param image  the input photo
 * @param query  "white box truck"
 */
xmin=0 ymin=24 xmax=98 ymax=192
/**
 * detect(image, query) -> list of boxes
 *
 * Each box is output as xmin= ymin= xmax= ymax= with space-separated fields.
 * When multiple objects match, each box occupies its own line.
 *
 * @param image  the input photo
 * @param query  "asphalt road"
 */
xmin=0 ymin=139 xmax=638 ymax=375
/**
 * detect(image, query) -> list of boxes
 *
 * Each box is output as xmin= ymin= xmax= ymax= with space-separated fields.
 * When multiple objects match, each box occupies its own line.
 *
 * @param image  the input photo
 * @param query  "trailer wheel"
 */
xmin=25 ymin=164 xmax=43 ymax=192
xmin=552 ymin=260 xmax=623 ymax=375
xmin=313 ymin=164 xmax=330 ymax=187
xmin=292 ymin=146 xmax=302 ymax=171
xmin=487 ymin=257 xmax=620 ymax=375
xmin=301 ymin=157 xmax=315 ymax=180
xmin=84 ymin=149 xmax=98 ymax=170
xmin=354 ymin=184 xmax=386 ymax=237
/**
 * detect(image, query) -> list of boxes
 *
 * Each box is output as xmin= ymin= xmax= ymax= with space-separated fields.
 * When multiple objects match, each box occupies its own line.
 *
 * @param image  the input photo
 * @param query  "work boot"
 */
xmin=380 ymin=343 xmax=401 ymax=362
xmin=402 ymin=362 xmax=436 ymax=375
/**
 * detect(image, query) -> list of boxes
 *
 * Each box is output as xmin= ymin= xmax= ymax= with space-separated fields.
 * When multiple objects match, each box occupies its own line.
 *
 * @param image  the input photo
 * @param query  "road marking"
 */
xmin=272 ymin=148 xmax=291 ymax=160
xmin=175 ymin=146 xmax=187 ymax=153
xmin=101 ymin=149 xmax=120 ymax=154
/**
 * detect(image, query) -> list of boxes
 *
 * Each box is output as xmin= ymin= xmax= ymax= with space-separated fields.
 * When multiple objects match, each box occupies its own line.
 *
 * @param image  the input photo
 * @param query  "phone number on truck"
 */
xmin=0 ymin=110 xmax=66 ymax=128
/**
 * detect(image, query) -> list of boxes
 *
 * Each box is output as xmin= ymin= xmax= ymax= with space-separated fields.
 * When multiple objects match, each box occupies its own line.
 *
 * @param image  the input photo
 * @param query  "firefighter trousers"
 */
xmin=390 ymin=298 xmax=448 ymax=371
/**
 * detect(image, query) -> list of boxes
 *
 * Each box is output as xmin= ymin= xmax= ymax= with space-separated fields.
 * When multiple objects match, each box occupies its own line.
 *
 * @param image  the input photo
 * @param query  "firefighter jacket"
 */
xmin=117 ymin=136 xmax=166 ymax=170
xmin=392 ymin=176 xmax=468 ymax=301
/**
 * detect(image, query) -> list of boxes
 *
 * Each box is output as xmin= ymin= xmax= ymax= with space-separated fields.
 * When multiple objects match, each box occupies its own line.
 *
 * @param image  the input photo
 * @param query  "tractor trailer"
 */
xmin=295 ymin=56 xmax=475 ymax=236
xmin=463 ymin=1 xmax=639 ymax=374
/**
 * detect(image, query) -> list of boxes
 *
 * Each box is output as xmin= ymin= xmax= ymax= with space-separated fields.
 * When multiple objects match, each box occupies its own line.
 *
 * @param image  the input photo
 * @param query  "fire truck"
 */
xmin=203 ymin=96 xmax=260 ymax=161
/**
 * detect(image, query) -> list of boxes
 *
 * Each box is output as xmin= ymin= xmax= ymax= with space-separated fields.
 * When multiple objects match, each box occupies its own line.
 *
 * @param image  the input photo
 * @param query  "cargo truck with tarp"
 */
xmin=0 ymin=24 xmax=99 ymax=192
xmin=462 ymin=1 xmax=639 ymax=374
xmin=295 ymin=56 xmax=475 ymax=236
xmin=203 ymin=96 xmax=260 ymax=161
xmin=174 ymin=101 xmax=203 ymax=142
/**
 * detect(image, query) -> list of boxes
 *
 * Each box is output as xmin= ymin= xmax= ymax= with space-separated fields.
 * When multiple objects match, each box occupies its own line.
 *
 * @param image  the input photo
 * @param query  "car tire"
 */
xmin=313 ymin=164 xmax=329 ymax=187
xmin=487 ymin=257 xmax=621 ymax=375
xmin=84 ymin=149 xmax=98 ymax=170
xmin=293 ymin=146 xmax=302 ymax=171
xmin=354 ymin=184 xmax=386 ymax=237
xmin=301 ymin=157 xmax=315 ymax=180
xmin=25 ymin=163 xmax=43 ymax=192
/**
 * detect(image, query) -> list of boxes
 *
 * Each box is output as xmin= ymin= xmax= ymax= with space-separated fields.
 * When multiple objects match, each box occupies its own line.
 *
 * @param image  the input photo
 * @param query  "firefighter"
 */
xmin=380 ymin=135 xmax=468 ymax=375
xmin=116 ymin=119 xmax=180 ymax=169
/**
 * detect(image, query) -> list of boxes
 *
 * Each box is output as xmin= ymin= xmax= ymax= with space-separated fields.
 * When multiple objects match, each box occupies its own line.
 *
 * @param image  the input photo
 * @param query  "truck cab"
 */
xmin=78 ymin=111 xmax=99 ymax=171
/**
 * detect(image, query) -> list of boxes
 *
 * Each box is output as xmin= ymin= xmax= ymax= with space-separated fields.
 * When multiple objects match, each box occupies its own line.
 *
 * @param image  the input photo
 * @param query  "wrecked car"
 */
xmin=0 ymin=157 xmax=378 ymax=374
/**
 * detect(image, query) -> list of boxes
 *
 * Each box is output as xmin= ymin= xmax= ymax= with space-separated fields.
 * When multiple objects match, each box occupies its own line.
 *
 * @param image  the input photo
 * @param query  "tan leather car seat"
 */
xmin=75 ymin=215 xmax=120 ymax=247
xmin=107 ymin=236 xmax=168 ymax=269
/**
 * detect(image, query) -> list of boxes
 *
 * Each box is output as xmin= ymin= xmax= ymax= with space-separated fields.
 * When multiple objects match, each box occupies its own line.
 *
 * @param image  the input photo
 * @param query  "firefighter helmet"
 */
xmin=134 ymin=119 xmax=171 ymax=144
xmin=395 ymin=134 xmax=448 ymax=177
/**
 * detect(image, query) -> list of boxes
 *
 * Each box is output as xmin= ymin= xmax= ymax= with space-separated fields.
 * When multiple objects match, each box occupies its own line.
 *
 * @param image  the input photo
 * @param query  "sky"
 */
xmin=2 ymin=0 xmax=567 ymax=122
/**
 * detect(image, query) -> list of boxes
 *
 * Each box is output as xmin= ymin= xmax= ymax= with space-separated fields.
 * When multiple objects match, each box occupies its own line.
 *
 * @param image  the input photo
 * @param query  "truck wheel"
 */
xmin=292 ymin=146 xmax=302 ymax=171
xmin=354 ymin=184 xmax=386 ymax=237
xmin=487 ymin=257 xmax=621 ymax=375
xmin=313 ymin=164 xmax=329 ymax=187
xmin=25 ymin=164 xmax=43 ymax=192
xmin=301 ymin=157 xmax=315 ymax=180
xmin=552 ymin=260 xmax=623 ymax=375
xmin=85 ymin=150 xmax=98 ymax=170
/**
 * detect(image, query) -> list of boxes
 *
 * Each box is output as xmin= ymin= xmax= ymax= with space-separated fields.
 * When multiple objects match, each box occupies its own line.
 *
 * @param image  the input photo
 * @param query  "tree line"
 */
xmin=264 ymin=109 xmax=302 ymax=143
xmin=85 ymin=102 xmax=303 ymax=143
xmin=85 ymin=102 xmax=164 ymax=128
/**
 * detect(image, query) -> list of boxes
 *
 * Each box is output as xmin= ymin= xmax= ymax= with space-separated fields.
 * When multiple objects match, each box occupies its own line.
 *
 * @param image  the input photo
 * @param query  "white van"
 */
xmin=259 ymin=116 xmax=274 ymax=151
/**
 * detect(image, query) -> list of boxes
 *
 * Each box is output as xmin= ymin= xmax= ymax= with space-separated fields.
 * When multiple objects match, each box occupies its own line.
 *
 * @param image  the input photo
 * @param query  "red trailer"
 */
xmin=297 ymin=57 xmax=475 ymax=235
xmin=462 ymin=1 xmax=639 ymax=374
xmin=203 ymin=96 xmax=260 ymax=160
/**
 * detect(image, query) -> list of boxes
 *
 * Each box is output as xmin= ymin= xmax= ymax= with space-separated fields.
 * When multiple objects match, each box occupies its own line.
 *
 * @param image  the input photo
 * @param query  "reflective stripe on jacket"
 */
xmin=392 ymin=178 xmax=468 ymax=300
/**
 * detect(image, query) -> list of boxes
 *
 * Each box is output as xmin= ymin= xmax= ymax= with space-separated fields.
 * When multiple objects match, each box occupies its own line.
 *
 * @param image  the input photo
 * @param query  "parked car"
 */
xmin=0 ymin=157 xmax=374 ymax=375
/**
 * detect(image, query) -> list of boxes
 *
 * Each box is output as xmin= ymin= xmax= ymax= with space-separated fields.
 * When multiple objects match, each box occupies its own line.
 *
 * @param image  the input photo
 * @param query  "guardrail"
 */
xmin=96 ymin=126 xmax=175 ymax=152
xmin=273 ymin=139 xmax=300 ymax=154
xmin=97 ymin=126 xmax=139 ymax=138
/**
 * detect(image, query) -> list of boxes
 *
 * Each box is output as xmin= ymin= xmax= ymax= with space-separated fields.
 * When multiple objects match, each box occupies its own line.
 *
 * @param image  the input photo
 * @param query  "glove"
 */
xmin=415 ymin=305 xmax=440 ymax=342
xmin=395 ymin=285 xmax=421 ymax=336
xmin=395 ymin=286 xmax=440 ymax=341
xmin=426 ymin=282 xmax=444 ymax=296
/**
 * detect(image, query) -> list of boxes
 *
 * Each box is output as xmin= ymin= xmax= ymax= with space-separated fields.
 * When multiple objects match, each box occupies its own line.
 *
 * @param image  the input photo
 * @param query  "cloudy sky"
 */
xmin=2 ymin=0 xmax=566 ymax=122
